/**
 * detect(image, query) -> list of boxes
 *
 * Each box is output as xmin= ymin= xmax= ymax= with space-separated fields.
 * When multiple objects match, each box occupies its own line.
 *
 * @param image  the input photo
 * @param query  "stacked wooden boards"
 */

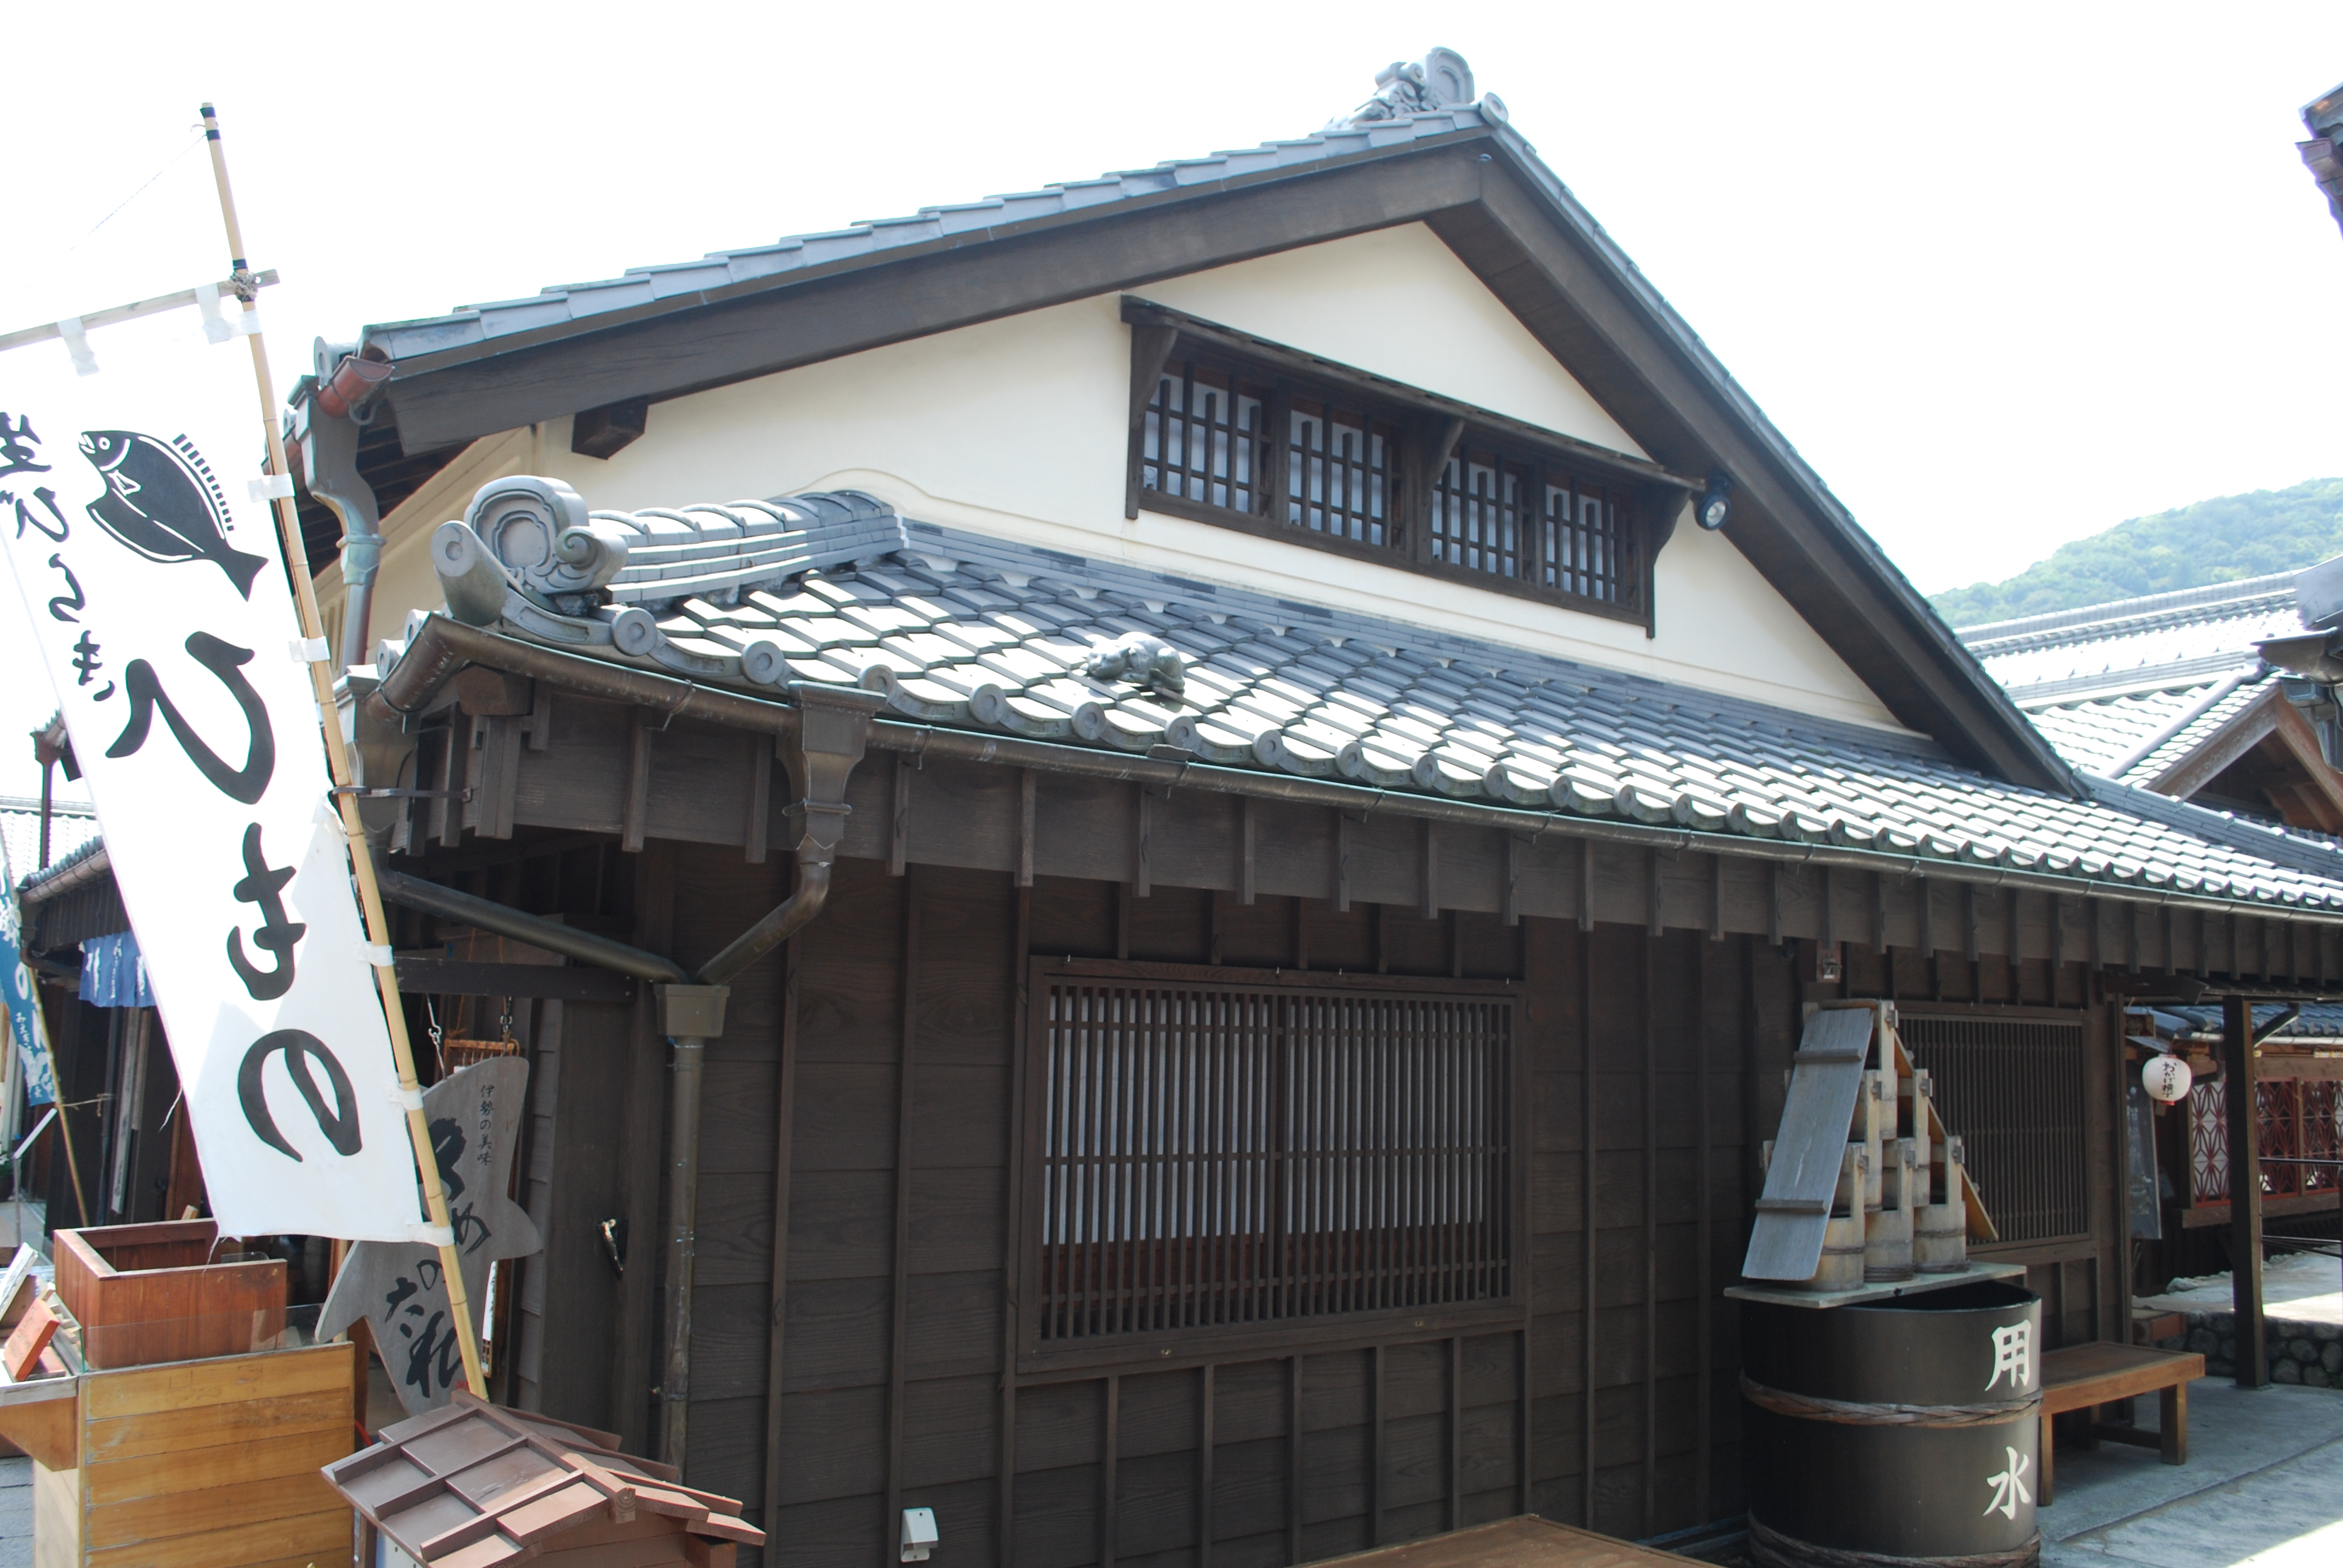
xmin=1 ymin=1339 xmax=357 ymax=1568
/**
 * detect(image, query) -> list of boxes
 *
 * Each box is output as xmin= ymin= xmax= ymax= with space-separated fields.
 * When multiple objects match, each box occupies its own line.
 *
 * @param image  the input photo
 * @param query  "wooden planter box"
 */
xmin=54 ymin=1221 xmax=285 ymax=1371
xmin=0 ymin=1339 xmax=358 ymax=1567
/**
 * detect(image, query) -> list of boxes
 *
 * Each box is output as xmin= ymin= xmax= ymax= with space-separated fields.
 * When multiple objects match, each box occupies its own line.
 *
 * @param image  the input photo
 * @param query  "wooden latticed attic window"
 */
xmin=1022 ymin=961 xmax=1520 ymax=1363
xmin=1127 ymin=303 xmax=1668 ymax=629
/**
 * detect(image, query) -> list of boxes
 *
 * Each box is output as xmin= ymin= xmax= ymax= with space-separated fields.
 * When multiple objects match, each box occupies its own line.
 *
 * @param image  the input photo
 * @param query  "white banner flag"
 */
xmin=0 ymin=327 xmax=425 ymax=1241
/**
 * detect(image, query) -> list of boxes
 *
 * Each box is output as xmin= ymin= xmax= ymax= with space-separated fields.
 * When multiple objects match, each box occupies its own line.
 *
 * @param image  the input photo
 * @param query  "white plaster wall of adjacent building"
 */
xmin=330 ymin=224 xmax=1907 ymax=731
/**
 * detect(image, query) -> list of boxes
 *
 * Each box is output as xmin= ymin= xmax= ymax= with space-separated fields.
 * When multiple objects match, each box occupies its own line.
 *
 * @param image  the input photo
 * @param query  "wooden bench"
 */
xmin=2039 ymin=1342 xmax=2205 ymax=1504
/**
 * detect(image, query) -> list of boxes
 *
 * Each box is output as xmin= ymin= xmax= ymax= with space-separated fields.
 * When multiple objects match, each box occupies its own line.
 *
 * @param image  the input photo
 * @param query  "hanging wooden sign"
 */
xmin=318 ymin=1056 xmax=540 ymax=1411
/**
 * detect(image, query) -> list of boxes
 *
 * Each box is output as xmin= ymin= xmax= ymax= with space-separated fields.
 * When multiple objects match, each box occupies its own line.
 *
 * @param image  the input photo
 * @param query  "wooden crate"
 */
xmin=53 ymin=1222 xmax=286 ymax=1371
xmin=0 ymin=1338 xmax=358 ymax=1567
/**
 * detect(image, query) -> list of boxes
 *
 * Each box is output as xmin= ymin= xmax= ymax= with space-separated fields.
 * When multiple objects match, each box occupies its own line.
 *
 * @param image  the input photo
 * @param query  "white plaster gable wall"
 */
xmin=340 ymin=226 xmax=1904 ymax=730
xmin=1135 ymin=225 xmax=1647 ymax=457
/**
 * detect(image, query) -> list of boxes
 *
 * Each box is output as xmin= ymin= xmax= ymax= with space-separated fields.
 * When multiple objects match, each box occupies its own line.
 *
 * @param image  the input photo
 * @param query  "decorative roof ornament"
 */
xmin=1325 ymin=47 xmax=1506 ymax=131
xmin=1083 ymin=630 xmax=1186 ymax=704
xmin=427 ymin=475 xmax=908 ymax=682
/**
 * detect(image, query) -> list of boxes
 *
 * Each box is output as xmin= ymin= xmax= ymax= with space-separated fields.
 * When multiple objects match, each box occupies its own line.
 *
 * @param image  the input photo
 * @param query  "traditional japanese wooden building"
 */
xmin=188 ymin=43 xmax=2343 ymax=1567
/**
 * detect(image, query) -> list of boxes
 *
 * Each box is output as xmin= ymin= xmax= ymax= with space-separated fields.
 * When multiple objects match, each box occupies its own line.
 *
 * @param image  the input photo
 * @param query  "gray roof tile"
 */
xmin=394 ymin=498 xmax=2343 ymax=915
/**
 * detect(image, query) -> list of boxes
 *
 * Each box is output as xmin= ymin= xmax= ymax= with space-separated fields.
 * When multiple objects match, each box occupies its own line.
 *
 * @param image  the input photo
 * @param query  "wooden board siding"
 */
xmin=426 ymin=725 xmax=2136 ymax=1566
xmin=595 ymin=857 xmax=1769 ymax=1567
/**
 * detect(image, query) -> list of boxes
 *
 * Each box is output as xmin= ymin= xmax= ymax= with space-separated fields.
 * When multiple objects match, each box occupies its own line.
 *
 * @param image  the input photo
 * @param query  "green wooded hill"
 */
xmin=1928 ymin=477 xmax=2343 ymax=628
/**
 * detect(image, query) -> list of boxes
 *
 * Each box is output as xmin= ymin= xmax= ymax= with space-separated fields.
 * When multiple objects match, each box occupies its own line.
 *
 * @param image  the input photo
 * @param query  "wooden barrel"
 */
xmin=1864 ymin=1206 xmax=1915 ymax=1281
xmin=1915 ymin=1203 xmax=1968 ymax=1273
xmin=1807 ymin=1215 xmax=1866 ymax=1292
xmin=1742 ymin=1281 xmax=2042 ymax=1566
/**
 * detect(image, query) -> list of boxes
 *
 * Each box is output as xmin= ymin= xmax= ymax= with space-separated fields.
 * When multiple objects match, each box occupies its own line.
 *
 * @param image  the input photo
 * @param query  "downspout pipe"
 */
xmin=654 ymin=856 xmax=831 ymax=1471
xmin=658 ymin=683 xmax=883 ymax=1470
xmin=300 ymin=342 xmax=391 ymax=671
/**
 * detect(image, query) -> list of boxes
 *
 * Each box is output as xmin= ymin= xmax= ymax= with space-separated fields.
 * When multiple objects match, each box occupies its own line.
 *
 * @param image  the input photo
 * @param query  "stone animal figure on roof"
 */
xmin=1084 ymin=630 xmax=1186 ymax=704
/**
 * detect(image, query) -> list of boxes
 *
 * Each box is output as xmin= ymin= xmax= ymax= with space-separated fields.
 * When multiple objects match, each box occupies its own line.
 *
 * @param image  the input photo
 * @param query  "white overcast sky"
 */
xmin=2 ymin=1 xmax=2341 ymax=803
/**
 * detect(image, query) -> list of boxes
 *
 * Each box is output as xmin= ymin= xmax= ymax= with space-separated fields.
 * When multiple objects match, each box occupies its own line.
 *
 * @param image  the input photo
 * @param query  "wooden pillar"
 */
xmin=885 ymin=872 xmax=921 ymax=1539
xmin=2222 ymin=994 xmax=2267 ymax=1389
xmin=1581 ymin=925 xmax=1598 ymax=1527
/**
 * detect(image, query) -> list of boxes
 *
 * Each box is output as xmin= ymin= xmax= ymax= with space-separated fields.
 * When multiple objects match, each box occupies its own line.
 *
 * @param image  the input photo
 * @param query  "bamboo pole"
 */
xmin=198 ymin=102 xmax=486 ymax=1399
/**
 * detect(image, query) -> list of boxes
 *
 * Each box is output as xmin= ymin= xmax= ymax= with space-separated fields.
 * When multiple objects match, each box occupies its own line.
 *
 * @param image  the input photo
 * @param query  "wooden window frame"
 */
xmin=1122 ymin=298 xmax=1693 ymax=635
xmin=1014 ymin=957 xmax=1529 ymax=1377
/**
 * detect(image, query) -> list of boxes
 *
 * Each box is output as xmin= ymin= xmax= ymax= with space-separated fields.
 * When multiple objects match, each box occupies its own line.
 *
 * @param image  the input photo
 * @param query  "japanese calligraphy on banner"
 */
xmin=0 ymin=338 xmax=424 ymax=1240
xmin=319 ymin=1057 xmax=540 ymax=1413
xmin=0 ymin=845 xmax=55 ymax=1107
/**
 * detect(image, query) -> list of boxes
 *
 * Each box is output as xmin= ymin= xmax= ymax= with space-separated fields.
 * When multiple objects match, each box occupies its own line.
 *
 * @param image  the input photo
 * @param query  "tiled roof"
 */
xmin=1959 ymin=573 xmax=2325 ymax=779
xmin=2147 ymin=1001 xmax=2343 ymax=1042
xmin=1971 ymin=592 xmax=2299 ymax=701
xmin=393 ymin=501 xmax=2343 ymax=913
xmin=359 ymin=109 xmax=1512 ymax=365
xmin=0 ymin=797 xmax=99 ymax=888
xmin=2028 ymin=675 xmax=2272 ymax=785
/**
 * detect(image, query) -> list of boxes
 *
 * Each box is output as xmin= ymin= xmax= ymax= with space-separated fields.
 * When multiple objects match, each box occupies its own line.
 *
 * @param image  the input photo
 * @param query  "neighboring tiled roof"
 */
xmin=1961 ymin=573 xmax=2303 ymax=703
xmin=2028 ymin=674 xmax=2272 ymax=785
xmin=0 ymin=797 xmax=99 ymax=888
xmin=394 ymin=505 xmax=2343 ymax=912
xmin=322 ymin=1391 xmax=761 ymax=1567
xmin=1958 ymin=573 xmax=2335 ymax=785
xmin=360 ymin=109 xmax=1513 ymax=365
xmin=2148 ymin=1001 xmax=2343 ymax=1041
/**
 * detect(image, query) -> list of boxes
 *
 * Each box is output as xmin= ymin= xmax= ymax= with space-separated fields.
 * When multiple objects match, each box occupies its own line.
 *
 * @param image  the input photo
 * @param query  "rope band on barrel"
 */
xmin=1741 ymin=1371 xmax=2042 ymax=1428
xmin=1748 ymin=1515 xmax=2040 ymax=1568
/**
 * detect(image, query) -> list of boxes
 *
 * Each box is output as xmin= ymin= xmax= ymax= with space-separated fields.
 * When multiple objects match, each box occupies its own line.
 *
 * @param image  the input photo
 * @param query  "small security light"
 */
xmin=1696 ymin=473 xmax=1734 ymax=532
xmin=902 ymin=1507 xmax=940 ymax=1563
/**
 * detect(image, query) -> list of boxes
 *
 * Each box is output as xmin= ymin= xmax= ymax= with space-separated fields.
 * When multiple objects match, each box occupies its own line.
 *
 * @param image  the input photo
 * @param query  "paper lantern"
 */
xmin=2142 ymin=1053 xmax=2192 ymax=1103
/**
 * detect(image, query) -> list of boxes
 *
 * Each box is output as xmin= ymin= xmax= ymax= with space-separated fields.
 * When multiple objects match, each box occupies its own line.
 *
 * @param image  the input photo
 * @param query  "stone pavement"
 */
xmin=2041 ymin=1376 xmax=2343 ymax=1566
xmin=0 ymin=1455 xmax=28 ymax=1568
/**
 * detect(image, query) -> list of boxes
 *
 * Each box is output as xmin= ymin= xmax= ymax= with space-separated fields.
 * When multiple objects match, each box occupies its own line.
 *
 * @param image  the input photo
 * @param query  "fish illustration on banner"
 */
xmin=0 ymin=322 xmax=427 ymax=1241
xmin=0 ymin=842 xmax=55 ymax=1108
xmin=79 ymin=430 xmax=269 ymax=597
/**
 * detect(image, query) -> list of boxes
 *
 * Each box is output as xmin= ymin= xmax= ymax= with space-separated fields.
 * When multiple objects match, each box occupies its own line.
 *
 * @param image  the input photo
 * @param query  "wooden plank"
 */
xmin=1000 ymin=883 xmax=1032 ymax=1568
xmin=83 ymin=1508 xmax=352 ymax=1568
xmin=81 ymin=1424 xmax=354 ymax=1506
xmin=622 ymin=719 xmax=652 ymax=853
xmin=744 ymin=734 xmax=772 ymax=864
xmin=0 ymin=1385 xmax=72 ymax=1471
xmin=81 ymin=1385 xmax=349 ymax=1459
xmin=1742 ymin=1007 xmax=1873 ymax=1281
xmin=1640 ymin=932 xmax=1657 ymax=1537
xmin=2223 ymin=995 xmax=2266 ymax=1388
xmin=80 ymin=1343 xmax=353 ymax=1421
xmin=1579 ymin=925 xmax=1596 ymax=1527
xmin=1299 ymin=1511 xmax=1702 ymax=1565
xmin=34 ymin=1457 xmax=80 ymax=1568
xmin=396 ymin=958 xmax=634 ymax=1003
xmin=80 ymin=1470 xmax=344 ymax=1550
xmin=1016 ymin=769 xmax=1036 ymax=889
xmin=884 ymin=872 xmax=921 ymax=1542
